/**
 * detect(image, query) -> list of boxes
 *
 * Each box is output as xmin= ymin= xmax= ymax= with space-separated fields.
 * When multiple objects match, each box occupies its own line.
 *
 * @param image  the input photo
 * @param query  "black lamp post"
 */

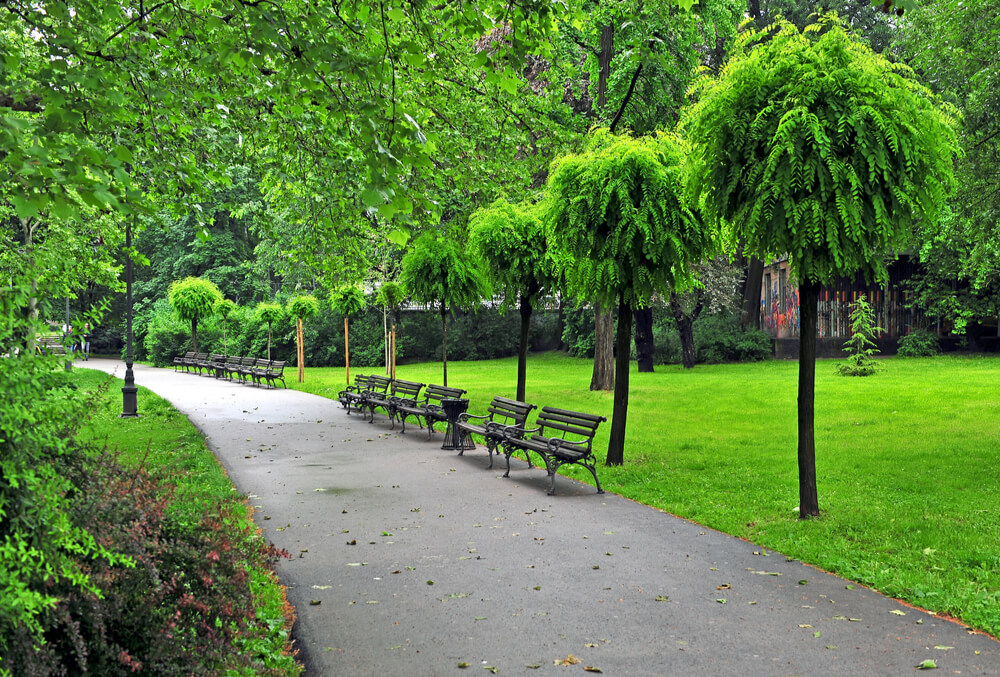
xmin=121 ymin=216 xmax=138 ymax=418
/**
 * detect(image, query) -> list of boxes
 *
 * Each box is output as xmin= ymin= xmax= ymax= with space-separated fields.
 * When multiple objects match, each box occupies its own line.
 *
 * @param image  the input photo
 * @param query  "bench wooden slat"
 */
xmin=454 ymin=395 xmax=537 ymax=468
xmin=395 ymin=384 xmax=467 ymax=436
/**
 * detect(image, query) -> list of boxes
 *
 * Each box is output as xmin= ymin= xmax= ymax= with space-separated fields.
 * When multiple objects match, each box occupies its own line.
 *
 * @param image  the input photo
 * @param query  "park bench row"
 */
xmin=337 ymin=374 xmax=606 ymax=496
xmin=172 ymin=351 xmax=286 ymax=388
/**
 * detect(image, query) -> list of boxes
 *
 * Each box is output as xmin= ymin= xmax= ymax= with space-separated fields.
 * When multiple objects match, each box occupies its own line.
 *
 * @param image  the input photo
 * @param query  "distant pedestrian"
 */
xmin=83 ymin=323 xmax=92 ymax=360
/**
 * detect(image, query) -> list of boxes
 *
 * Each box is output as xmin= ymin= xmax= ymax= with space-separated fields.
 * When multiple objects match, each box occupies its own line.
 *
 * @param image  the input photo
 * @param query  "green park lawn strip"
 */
xmin=72 ymin=369 xmax=301 ymax=676
xmin=292 ymin=352 xmax=1000 ymax=638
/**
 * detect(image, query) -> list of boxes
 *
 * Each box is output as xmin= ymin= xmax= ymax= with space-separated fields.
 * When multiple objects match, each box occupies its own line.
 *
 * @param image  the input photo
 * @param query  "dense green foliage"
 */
xmin=897 ymin=329 xmax=941 ymax=357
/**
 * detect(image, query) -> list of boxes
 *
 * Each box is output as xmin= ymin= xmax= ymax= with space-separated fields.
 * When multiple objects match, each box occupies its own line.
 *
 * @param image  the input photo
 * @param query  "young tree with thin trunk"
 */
xmin=685 ymin=16 xmax=957 ymax=518
xmin=167 ymin=277 xmax=222 ymax=354
xmin=254 ymin=303 xmax=283 ymax=361
xmin=376 ymin=281 xmax=405 ymax=380
xmin=399 ymin=232 xmax=490 ymax=387
xmin=329 ymin=285 xmax=366 ymax=385
xmin=287 ymin=296 xmax=319 ymax=383
xmin=469 ymin=198 xmax=558 ymax=403
xmin=214 ymin=298 xmax=236 ymax=356
xmin=547 ymin=128 xmax=713 ymax=466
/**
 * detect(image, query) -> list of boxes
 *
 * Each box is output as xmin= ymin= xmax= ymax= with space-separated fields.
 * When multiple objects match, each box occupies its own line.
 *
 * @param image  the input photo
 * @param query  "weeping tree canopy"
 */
xmin=329 ymin=285 xmax=367 ymax=318
xmin=375 ymin=281 xmax=406 ymax=316
xmin=254 ymin=302 xmax=284 ymax=328
xmin=286 ymin=295 xmax=320 ymax=321
xmin=469 ymin=197 xmax=559 ymax=401
xmin=684 ymin=15 xmax=958 ymax=286
xmin=215 ymin=298 xmax=236 ymax=320
xmin=683 ymin=15 xmax=958 ymax=517
xmin=167 ymin=276 xmax=222 ymax=353
xmin=400 ymin=232 xmax=490 ymax=313
xmin=546 ymin=128 xmax=713 ymax=466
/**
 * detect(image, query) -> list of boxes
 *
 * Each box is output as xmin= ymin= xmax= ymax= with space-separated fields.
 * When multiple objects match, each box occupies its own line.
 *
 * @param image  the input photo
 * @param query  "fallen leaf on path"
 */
xmin=655 ymin=595 xmax=669 ymax=602
xmin=890 ymin=610 xmax=907 ymax=616
xmin=717 ymin=583 xmax=731 ymax=590
xmin=554 ymin=654 xmax=581 ymax=666
xmin=933 ymin=646 xmax=954 ymax=651
xmin=716 ymin=599 xmax=727 ymax=604
xmin=916 ymin=659 xmax=937 ymax=669
xmin=309 ymin=600 xmax=321 ymax=606
xmin=584 ymin=667 xmax=603 ymax=673
xmin=311 ymin=585 xmax=331 ymax=590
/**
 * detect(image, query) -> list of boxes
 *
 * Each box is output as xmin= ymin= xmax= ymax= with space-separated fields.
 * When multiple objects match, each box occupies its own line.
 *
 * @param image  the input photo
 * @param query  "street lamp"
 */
xmin=121 ymin=216 xmax=138 ymax=418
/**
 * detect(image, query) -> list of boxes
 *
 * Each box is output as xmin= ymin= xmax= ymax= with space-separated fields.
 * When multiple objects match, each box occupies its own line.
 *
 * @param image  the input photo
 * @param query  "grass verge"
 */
xmin=72 ymin=369 xmax=301 ymax=675
xmin=291 ymin=351 xmax=1000 ymax=637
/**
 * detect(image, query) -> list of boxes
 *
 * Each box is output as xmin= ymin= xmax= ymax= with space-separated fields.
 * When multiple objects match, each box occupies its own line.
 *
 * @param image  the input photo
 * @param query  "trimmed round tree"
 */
xmin=375 ymin=281 xmax=405 ymax=380
xmin=547 ymin=128 xmax=712 ymax=466
xmin=168 ymin=277 xmax=223 ymax=354
xmin=685 ymin=17 xmax=957 ymax=518
xmin=329 ymin=285 xmax=366 ymax=385
xmin=254 ymin=302 xmax=284 ymax=361
xmin=399 ymin=231 xmax=490 ymax=386
xmin=469 ymin=198 xmax=557 ymax=403
xmin=287 ymin=295 xmax=320 ymax=383
xmin=214 ymin=298 xmax=236 ymax=356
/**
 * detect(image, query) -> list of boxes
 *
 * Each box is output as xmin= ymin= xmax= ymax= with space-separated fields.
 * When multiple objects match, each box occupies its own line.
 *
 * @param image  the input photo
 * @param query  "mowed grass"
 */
xmin=292 ymin=352 xmax=1000 ymax=637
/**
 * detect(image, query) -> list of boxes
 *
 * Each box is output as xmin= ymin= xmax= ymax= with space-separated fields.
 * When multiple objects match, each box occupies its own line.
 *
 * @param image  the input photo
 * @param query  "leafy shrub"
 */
xmin=561 ymin=303 xmax=598 ymax=358
xmin=693 ymin=312 xmax=772 ymax=364
xmin=898 ymin=329 xmax=940 ymax=357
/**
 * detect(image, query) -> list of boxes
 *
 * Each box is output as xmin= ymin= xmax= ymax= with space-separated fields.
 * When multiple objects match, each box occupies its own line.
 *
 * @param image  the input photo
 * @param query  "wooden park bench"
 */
xmin=261 ymin=360 xmax=287 ymax=389
xmin=365 ymin=378 xmax=425 ymax=426
xmin=502 ymin=407 xmax=607 ymax=495
xmin=173 ymin=351 xmax=195 ymax=370
xmin=338 ymin=374 xmax=372 ymax=414
xmin=233 ymin=356 xmax=257 ymax=383
xmin=196 ymin=353 xmax=225 ymax=376
xmin=355 ymin=374 xmax=391 ymax=418
xmin=455 ymin=396 xmax=537 ymax=469
xmin=221 ymin=355 xmax=242 ymax=381
xmin=244 ymin=358 xmax=270 ymax=386
xmin=185 ymin=352 xmax=208 ymax=373
xmin=395 ymin=384 xmax=467 ymax=437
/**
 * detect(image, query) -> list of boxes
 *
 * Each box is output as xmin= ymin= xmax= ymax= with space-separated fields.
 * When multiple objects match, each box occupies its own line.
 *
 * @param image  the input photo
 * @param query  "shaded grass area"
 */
xmin=73 ymin=369 xmax=300 ymax=675
xmin=292 ymin=352 xmax=1000 ymax=637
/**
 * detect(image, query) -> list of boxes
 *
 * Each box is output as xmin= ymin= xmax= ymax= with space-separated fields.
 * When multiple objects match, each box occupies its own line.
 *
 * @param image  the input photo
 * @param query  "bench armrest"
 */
xmin=457 ymin=412 xmax=487 ymax=423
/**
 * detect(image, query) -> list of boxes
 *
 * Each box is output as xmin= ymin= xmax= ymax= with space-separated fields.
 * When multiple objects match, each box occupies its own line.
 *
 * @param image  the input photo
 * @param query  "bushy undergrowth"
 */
xmin=0 ymin=370 xmax=299 ymax=677
xmin=898 ymin=329 xmax=941 ymax=357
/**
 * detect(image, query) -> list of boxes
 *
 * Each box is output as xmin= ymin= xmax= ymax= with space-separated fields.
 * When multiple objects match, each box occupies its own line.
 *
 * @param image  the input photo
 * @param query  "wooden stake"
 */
xmin=297 ymin=317 xmax=304 ymax=383
xmin=344 ymin=316 xmax=350 ymax=385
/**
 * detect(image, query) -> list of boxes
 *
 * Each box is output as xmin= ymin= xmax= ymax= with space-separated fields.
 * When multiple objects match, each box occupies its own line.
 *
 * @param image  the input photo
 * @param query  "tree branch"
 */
xmin=609 ymin=63 xmax=643 ymax=134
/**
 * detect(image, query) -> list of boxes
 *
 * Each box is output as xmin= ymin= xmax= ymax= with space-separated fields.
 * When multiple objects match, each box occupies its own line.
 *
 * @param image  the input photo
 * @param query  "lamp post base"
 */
xmin=121 ymin=383 xmax=139 ymax=418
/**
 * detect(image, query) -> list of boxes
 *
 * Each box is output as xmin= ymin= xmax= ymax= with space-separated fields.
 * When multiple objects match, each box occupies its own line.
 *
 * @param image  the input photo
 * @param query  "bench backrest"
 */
xmin=240 ymin=356 xmax=256 ymax=366
xmin=390 ymin=378 xmax=425 ymax=400
xmin=254 ymin=358 xmax=270 ymax=368
xmin=182 ymin=351 xmax=196 ymax=359
xmin=267 ymin=360 xmax=286 ymax=373
xmin=351 ymin=373 xmax=370 ymax=388
xmin=365 ymin=374 xmax=392 ymax=394
xmin=423 ymin=384 xmax=467 ymax=404
xmin=486 ymin=396 xmax=536 ymax=427
xmin=208 ymin=353 xmax=225 ymax=363
xmin=193 ymin=352 xmax=209 ymax=361
xmin=225 ymin=355 xmax=241 ymax=365
xmin=535 ymin=407 xmax=606 ymax=452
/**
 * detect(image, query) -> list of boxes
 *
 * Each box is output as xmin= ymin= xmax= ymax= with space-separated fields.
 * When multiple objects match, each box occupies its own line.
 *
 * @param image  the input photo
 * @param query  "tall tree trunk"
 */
xmin=606 ymin=298 xmax=632 ymax=466
xmin=797 ymin=279 xmax=821 ymax=519
xmin=670 ymin=292 xmax=703 ymax=370
xmin=517 ymin=295 xmax=532 ymax=402
xmin=557 ymin=296 xmax=568 ymax=352
xmin=192 ymin=318 xmax=198 ymax=354
xmin=390 ymin=325 xmax=396 ymax=380
xmin=23 ymin=217 xmax=37 ymax=354
xmin=633 ymin=307 xmax=655 ymax=372
xmin=591 ymin=302 xmax=614 ymax=391
xmin=384 ymin=307 xmax=390 ymax=375
xmin=597 ymin=24 xmax=614 ymax=110
xmin=344 ymin=316 xmax=350 ymax=385
xmin=267 ymin=323 xmax=272 ymax=361
xmin=440 ymin=301 xmax=448 ymax=387
xmin=737 ymin=250 xmax=765 ymax=330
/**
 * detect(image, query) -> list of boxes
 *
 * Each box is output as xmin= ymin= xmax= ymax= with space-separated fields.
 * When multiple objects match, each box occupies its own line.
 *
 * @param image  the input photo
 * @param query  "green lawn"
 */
xmin=292 ymin=352 xmax=1000 ymax=637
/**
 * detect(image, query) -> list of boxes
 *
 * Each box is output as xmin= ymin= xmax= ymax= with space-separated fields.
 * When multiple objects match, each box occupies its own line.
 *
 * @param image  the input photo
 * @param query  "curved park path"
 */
xmin=83 ymin=359 xmax=999 ymax=676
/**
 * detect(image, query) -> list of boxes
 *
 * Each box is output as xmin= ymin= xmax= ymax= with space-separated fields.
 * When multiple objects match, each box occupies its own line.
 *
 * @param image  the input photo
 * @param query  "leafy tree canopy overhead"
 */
xmin=375 ymin=281 xmax=406 ymax=313
xmin=329 ymin=285 xmax=366 ymax=318
xmin=286 ymin=295 xmax=320 ymax=321
xmin=684 ymin=15 xmax=958 ymax=286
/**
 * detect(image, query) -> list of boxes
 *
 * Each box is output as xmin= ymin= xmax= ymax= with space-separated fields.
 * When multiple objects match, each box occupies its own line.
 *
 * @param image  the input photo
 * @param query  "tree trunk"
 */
xmin=797 ymin=279 xmax=821 ymax=519
xmin=670 ymin=292 xmax=703 ymax=370
xmin=267 ymin=323 xmax=272 ymax=361
xmin=192 ymin=318 xmax=198 ymax=354
xmin=597 ymin=24 xmax=614 ymax=109
xmin=633 ymin=307 xmax=655 ymax=372
xmin=738 ymin=252 xmax=765 ymax=330
xmin=440 ymin=301 xmax=448 ymax=387
xmin=390 ymin=325 xmax=396 ymax=380
xmin=557 ymin=296 xmax=568 ymax=352
xmin=297 ymin=317 xmax=304 ymax=383
xmin=591 ymin=302 xmax=615 ymax=391
xmin=517 ymin=295 xmax=532 ymax=402
xmin=344 ymin=316 xmax=350 ymax=385
xmin=384 ymin=307 xmax=389 ymax=375
xmin=606 ymin=298 xmax=632 ymax=466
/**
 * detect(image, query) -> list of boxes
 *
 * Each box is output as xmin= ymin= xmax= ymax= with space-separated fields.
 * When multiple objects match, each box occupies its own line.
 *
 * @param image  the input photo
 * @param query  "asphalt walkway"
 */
xmin=82 ymin=359 xmax=999 ymax=676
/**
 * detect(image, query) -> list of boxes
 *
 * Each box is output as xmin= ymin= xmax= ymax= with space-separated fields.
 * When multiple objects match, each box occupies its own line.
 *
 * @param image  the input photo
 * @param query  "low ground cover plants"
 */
xmin=293 ymin=352 xmax=1000 ymax=638
xmin=0 ymin=369 xmax=300 ymax=676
